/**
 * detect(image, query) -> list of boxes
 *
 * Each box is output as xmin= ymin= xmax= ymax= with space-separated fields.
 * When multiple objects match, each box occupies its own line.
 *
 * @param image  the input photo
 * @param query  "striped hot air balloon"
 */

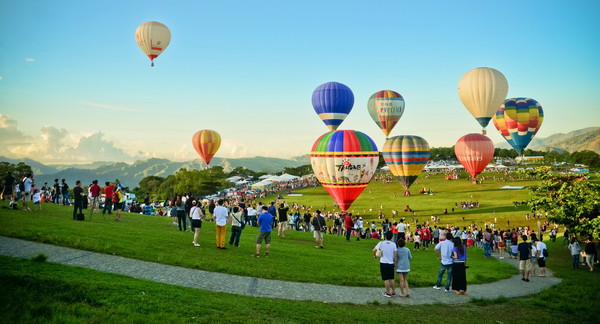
xmin=382 ymin=135 xmax=430 ymax=191
xmin=493 ymin=98 xmax=544 ymax=155
xmin=312 ymin=82 xmax=354 ymax=131
xmin=458 ymin=67 xmax=508 ymax=132
xmin=367 ymin=90 xmax=405 ymax=137
xmin=310 ymin=130 xmax=378 ymax=211
xmin=454 ymin=133 xmax=494 ymax=179
xmin=135 ymin=21 xmax=171 ymax=67
xmin=192 ymin=129 xmax=221 ymax=166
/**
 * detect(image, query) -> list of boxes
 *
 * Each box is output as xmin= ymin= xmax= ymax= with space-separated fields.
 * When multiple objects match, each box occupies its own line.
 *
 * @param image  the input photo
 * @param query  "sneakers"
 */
xmin=251 ymin=253 xmax=260 ymax=258
xmin=525 ymin=278 xmax=530 ymax=282
xmin=433 ymin=286 xmax=441 ymax=290
xmin=193 ymin=243 xmax=200 ymax=247
xmin=444 ymin=289 xmax=450 ymax=293
xmin=382 ymin=292 xmax=393 ymax=298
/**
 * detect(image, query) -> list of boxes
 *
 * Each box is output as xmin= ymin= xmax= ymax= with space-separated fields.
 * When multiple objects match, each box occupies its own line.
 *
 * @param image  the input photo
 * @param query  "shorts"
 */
xmin=531 ymin=257 xmax=537 ymax=263
xmin=498 ymin=243 xmax=504 ymax=248
xmin=34 ymin=201 xmax=40 ymax=205
xmin=256 ymin=231 xmax=271 ymax=244
xmin=313 ymin=230 xmax=323 ymax=240
xmin=519 ymin=260 xmax=532 ymax=271
xmin=586 ymin=253 xmax=596 ymax=265
xmin=380 ymin=263 xmax=395 ymax=280
xmin=191 ymin=219 xmax=202 ymax=229
xmin=396 ymin=270 xmax=410 ymax=275
xmin=23 ymin=192 xmax=31 ymax=202
xmin=114 ymin=202 xmax=123 ymax=210
xmin=537 ymin=258 xmax=546 ymax=267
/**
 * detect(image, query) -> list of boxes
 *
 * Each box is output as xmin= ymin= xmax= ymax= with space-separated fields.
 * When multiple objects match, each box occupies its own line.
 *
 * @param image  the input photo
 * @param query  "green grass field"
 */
xmin=0 ymin=170 xmax=598 ymax=323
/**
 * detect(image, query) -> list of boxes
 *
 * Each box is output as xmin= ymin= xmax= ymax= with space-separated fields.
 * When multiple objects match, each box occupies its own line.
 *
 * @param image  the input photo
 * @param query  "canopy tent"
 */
xmin=226 ymin=176 xmax=242 ymax=182
xmin=277 ymin=173 xmax=300 ymax=182
xmin=251 ymin=180 xmax=273 ymax=189
xmin=258 ymin=174 xmax=273 ymax=180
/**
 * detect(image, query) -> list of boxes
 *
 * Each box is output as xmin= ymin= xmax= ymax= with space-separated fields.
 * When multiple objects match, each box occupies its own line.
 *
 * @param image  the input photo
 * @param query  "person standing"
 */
xmin=253 ymin=206 xmax=273 ymax=257
xmin=229 ymin=206 xmax=244 ymax=247
xmin=190 ymin=200 xmax=204 ymax=247
xmin=584 ymin=237 xmax=596 ymax=272
xmin=52 ymin=179 xmax=60 ymax=204
xmin=483 ymin=228 xmax=493 ymax=258
xmin=395 ymin=239 xmax=412 ymax=297
xmin=72 ymin=181 xmax=84 ymax=220
xmin=373 ymin=231 xmax=397 ymax=298
xmin=277 ymin=202 xmax=289 ymax=237
xmin=397 ymin=218 xmax=407 ymax=241
xmin=451 ymin=237 xmax=468 ymax=294
xmin=113 ymin=186 xmax=123 ymax=221
xmin=311 ymin=210 xmax=326 ymax=249
xmin=433 ymin=232 xmax=455 ymax=292
xmin=21 ymin=173 xmax=33 ymax=211
xmin=568 ymin=237 xmax=581 ymax=269
xmin=175 ymin=195 xmax=187 ymax=231
xmin=344 ymin=212 xmax=353 ymax=241
xmin=60 ymin=179 xmax=69 ymax=206
xmin=535 ymin=238 xmax=547 ymax=277
xmin=213 ymin=199 xmax=228 ymax=249
xmin=89 ymin=180 xmax=101 ymax=215
xmin=246 ymin=204 xmax=257 ymax=227
xmin=517 ymin=235 xmax=532 ymax=281
xmin=102 ymin=182 xmax=114 ymax=215
xmin=2 ymin=172 xmax=15 ymax=203
xmin=432 ymin=226 xmax=440 ymax=244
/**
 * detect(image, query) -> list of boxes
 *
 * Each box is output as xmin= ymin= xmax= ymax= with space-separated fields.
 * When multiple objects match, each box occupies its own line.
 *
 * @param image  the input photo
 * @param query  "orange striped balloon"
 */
xmin=192 ymin=129 xmax=221 ymax=166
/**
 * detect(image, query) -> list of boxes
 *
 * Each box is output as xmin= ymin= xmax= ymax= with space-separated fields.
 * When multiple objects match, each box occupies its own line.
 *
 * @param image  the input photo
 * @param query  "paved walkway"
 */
xmin=0 ymin=236 xmax=561 ymax=305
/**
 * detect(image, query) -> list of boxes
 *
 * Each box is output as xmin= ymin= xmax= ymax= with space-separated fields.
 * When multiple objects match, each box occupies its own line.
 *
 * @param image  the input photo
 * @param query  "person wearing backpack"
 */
xmin=535 ymin=238 xmax=548 ymax=277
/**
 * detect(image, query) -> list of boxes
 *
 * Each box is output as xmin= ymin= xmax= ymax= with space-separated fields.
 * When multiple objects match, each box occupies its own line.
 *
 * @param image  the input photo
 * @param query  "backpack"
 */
xmin=543 ymin=248 xmax=548 ymax=257
xmin=19 ymin=179 xmax=25 ymax=191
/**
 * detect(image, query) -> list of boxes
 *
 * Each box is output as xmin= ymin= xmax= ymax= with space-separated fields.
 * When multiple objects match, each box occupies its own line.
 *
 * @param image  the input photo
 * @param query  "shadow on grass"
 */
xmin=470 ymin=296 xmax=509 ymax=306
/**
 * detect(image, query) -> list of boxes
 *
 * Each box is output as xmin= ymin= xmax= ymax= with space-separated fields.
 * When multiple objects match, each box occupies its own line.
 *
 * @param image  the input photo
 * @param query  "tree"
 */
xmin=570 ymin=150 xmax=600 ymax=168
xmin=134 ymin=176 xmax=165 ymax=199
xmin=524 ymin=167 xmax=600 ymax=238
xmin=283 ymin=165 xmax=312 ymax=177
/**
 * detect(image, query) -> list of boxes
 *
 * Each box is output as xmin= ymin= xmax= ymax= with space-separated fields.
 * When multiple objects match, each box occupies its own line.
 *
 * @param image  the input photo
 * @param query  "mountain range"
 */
xmin=2 ymin=127 xmax=598 ymax=188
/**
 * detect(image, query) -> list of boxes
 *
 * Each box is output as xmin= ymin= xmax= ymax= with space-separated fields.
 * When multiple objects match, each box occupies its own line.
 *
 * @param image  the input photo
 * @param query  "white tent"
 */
xmin=226 ymin=176 xmax=242 ymax=182
xmin=258 ymin=174 xmax=273 ymax=180
xmin=278 ymin=173 xmax=299 ymax=182
xmin=251 ymin=180 xmax=273 ymax=189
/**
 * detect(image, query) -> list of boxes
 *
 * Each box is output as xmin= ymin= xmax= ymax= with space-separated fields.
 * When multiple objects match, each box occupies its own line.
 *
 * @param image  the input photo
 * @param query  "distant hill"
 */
xmin=495 ymin=127 xmax=600 ymax=153
xmin=1 ymin=156 xmax=307 ymax=188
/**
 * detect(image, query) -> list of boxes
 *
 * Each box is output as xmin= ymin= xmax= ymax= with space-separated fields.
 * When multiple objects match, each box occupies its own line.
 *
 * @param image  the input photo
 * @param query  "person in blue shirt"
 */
xmin=253 ymin=206 xmax=273 ymax=257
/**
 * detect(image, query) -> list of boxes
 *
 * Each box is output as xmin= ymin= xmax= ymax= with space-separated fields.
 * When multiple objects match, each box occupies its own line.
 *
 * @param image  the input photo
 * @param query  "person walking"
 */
xmin=374 ymin=231 xmax=397 ymax=298
xmin=584 ymin=237 xmax=596 ymax=272
xmin=535 ymin=238 xmax=547 ymax=277
xmin=433 ymin=232 xmax=455 ymax=292
xmin=395 ymin=239 xmax=412 ymax=297
xmin=451 ymin=237 xmax=468 ymax=294
xmin=568 ymin=237 xmax=581 ymax=269
xmin=190 ymin=200 xmax=204 ymax=247
xmin=229 ymin=206 xmax=244 ymax=247
xmin=213 ymin=199 xmax=228 ymax=249
xmin=253 ymin=206 xmax=273 ymax=257
xmin=311 ymin=210 xmax=326 ymax=249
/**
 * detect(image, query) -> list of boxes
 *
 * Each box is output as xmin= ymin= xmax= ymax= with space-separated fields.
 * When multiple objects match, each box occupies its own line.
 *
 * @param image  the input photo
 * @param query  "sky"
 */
xmin=1 ymin=0 xmax=599 ymax=164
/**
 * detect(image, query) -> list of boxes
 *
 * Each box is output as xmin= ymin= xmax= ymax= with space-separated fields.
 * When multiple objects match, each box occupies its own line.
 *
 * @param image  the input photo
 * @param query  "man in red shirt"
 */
xmin=344 ymin=212 xmax=354 ymax=241
xmin=89 ymin=180 xmax=101 ymax=213
xmin=102 ymin=182 xmax=114 ymax=215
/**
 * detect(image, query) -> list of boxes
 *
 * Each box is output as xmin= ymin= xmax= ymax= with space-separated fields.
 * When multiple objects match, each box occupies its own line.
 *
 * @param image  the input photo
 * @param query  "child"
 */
xmin=9 ymin=197 xmax=18 ymax=210
xmin=413 ymin=231 xmax=421 ymax=250
xmin=33 ymin=189 xmax=42 ymax=211
xmin=510 ymin=243 xmax=519 ymax=259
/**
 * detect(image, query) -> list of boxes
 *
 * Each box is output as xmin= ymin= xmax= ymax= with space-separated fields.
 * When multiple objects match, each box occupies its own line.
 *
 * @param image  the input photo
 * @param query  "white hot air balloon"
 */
xmin=457 ymin=67 xmax=508 ymax=134
xmin=135 ymin=21 xmax=171 ymax=67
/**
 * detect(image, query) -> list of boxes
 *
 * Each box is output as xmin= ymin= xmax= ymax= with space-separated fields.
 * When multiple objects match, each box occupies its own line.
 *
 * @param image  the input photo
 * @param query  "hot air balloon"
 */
xmin=310 ymin=130 xmax=378 ymax=211
xmin=367 ymin=90 xmax=405 ymax=137
xmin=135 ymin=21 xmax=171 ymax=67
xmin=454 ymin=133 xmax=494 ymax=179
xmin=192 ymin=129 xmax=221 ymax=166
xmin=312 ymin=82 xmax=354 ymax=131
xmin=458 ymin=67 xmax=508 ymax=133
xmin=382 ymin=135 xmax=430 ymax=194
xmin=493 ymin=98 xmax=544 ymax=155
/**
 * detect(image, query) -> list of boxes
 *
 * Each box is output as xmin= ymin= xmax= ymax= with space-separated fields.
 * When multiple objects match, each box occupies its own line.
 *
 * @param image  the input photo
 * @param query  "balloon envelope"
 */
xmin=135 ymin=21 xmax=171 ymax=65
xmin=493 ymin=98 xmax=544 ymax=155
xmin=367 ymin=90 xmax=405 ymax=137
xmin=312 ymin=82 xmax=354 ymax=131
xmin=382 ymin=135 xmax=430 ymax=190
xmin=454 ymin=133 xmax=494 ymax=178
xmin=458 ymin=67 xmax=508 ymax=129
xmin=310 ymin=130 xmax=378 ymax=211
xmin=192 ymin=129 xmax=221 ymax=165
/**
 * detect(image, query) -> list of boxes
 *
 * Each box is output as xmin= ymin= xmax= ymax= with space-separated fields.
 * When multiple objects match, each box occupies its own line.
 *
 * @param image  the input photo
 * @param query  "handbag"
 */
xmin=232 ymin=213 xmax=245 ymax=230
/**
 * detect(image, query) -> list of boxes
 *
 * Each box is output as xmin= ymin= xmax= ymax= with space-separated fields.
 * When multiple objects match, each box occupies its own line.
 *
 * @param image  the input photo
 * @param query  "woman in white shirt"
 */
xmin=373 ymin=231 xmax=398 ymax=298
xmin=190 ymin=201 xmax=204 ymax=247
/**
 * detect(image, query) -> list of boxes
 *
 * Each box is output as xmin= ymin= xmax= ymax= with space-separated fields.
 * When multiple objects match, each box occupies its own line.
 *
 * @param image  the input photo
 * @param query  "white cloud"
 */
xmin=0 ymin=76 xmax=3 ymax=80
xmin=0 ymin=114 xmax=140 ymax=163
xmin=25 ymin=58 xmax=35 ymax=62
xmin=79 ymin=101 xmax=142 ymax=113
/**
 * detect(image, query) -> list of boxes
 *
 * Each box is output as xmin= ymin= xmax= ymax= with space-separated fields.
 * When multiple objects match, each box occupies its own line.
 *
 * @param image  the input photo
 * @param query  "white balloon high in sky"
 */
xmin=458 ymin=67 xmax=509 ymax=134
xmin=135 ymin=21 xmax=171 ymax=67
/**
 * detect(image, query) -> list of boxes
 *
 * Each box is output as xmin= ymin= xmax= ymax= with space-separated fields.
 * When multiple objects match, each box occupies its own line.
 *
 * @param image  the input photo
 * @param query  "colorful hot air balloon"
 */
xmin=493 ymin=98 xmax=544 ymax=155
xmin=135 ymin=21 xmax=171 ymax=67
xmin=312 ymin=82 xmax=354 ymax=131
xmin=367 ymin=90 xmax=405 ymax=137
xmin=382 ymin=135 xmax=430 ymax=193
xmin=310 ymin=130 xmax=378 ymax=211
xmin=458 ymin=67 xmax=508 ymax=132
xmin=192 ymin=129 xmax=221 ymax=166
xmin=454 ymin=133 xmax=494 ymax=179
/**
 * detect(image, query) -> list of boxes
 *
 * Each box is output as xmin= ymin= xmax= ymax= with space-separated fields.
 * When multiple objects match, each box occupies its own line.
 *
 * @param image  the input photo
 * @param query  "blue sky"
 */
xmin=1 ymin=0 xmax=599 ymax=164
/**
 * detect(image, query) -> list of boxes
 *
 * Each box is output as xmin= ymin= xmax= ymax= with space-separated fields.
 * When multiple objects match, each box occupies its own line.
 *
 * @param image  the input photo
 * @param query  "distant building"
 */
xmin=515 ymin=156 xmax=544 ymax=163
